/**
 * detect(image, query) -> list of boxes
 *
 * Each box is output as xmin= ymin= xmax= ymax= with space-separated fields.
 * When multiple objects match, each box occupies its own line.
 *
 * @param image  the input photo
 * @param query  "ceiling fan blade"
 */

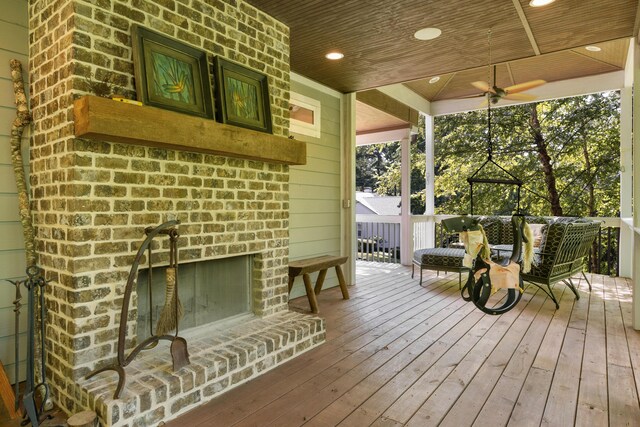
xmin=471 ymin=81 xmax=494 ymax=93
xmin=504 ymin=79 xmax=546 ymax=94
xmin=459 ymin=93 xmax=486 ymax=99
xmin=503 ymin=93 xmax=538 ymax=101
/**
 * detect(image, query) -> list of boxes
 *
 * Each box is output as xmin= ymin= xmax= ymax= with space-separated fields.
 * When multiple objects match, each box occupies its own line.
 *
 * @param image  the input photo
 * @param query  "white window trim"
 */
xmin=290 ymin=92 xmax=321 ymax=138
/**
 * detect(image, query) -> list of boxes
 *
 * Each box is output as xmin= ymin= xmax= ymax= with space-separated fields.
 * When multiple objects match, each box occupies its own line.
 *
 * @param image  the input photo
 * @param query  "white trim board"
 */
xmin=430 ymin=71 xmax=625 ymax=116
xmin=356 ymin=127 xmax=410 ymax=145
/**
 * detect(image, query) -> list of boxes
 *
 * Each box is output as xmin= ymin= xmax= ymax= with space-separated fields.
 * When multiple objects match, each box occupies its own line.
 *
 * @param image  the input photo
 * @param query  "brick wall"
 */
xmin=28 ymin=0 xmax=293 ymax=416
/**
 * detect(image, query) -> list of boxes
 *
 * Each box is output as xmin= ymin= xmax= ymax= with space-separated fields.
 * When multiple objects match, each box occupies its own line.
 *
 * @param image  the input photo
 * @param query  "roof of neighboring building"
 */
xmin=355 ymin=191 xmax=401 ymax=216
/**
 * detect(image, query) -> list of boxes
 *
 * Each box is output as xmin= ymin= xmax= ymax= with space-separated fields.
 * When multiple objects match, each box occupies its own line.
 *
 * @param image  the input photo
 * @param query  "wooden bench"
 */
xmin=288 ymin=255 xmax=349 ymax=314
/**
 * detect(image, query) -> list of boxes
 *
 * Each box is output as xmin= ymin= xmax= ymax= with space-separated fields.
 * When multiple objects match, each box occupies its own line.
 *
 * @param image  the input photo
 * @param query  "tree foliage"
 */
xmin=356 ymin=92 xmax=620 ymax=218
xmin=434 ymin=92 xmax=620 ymax=217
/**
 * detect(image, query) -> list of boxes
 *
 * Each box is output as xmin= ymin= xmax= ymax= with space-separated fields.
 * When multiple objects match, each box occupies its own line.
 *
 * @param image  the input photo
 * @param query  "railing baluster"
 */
xmin=607 ymin=227 xmax=611 ymax=276
xmin=597 ymin=230 xmax=602 ymax=275
xmin=357 ymin=216 xmax=620 ymax=274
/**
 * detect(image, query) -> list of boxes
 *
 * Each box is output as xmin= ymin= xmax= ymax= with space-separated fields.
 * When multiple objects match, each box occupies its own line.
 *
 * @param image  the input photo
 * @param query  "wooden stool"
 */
xmin=288 ymin=255 xmax=349 ymax=314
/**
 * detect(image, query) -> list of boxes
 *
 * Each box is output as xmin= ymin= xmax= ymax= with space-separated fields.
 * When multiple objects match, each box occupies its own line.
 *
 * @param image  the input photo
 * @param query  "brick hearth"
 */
xmin=80 ymin=312 xmax=324 ymax=426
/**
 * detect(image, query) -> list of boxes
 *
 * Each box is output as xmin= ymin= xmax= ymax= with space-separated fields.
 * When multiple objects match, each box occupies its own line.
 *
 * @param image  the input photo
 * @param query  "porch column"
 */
xmin=341 ymin=92 xmax=357 ymax=285
xmin=424 ymin=113 xmax=436 ymax=248
xmin=400 ymin=130 xmax=412 ymax=265
xmin=619 ymin=40 xmax=634 ymax=278
xmin=631 ymin=38 xmax=640 ymax=329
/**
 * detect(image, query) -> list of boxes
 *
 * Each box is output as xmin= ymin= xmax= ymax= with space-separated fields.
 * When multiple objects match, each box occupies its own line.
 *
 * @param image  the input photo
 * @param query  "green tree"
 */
xmin=355 ymin=142 xmax=400 ymax=192
xmin=433 ymin=92 xmax=620 ymax=217
xmin=356 ymin=92 xmax=620 ymax=218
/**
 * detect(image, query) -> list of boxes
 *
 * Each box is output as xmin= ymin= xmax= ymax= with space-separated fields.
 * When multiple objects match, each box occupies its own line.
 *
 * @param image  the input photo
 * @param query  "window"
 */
xmin=289 ymin=92 xmax=321 ymax=138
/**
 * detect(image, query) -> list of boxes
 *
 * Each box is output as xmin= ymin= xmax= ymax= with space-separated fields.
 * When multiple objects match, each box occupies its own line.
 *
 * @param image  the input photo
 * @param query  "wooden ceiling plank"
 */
xmin=633 ymin=2 xmax=640 ymax=40
xmin=247 ymin=0 xmax=637 ymax=94
xmin=433 ymin=73 xmax=457 ymax=101
xmin=570 ymin=49 xmax=623 ymax=69
xmin=511 ymin=0 xmax=541 ymax=55
xmin=505 ymin=63 xmax=516 ymax=86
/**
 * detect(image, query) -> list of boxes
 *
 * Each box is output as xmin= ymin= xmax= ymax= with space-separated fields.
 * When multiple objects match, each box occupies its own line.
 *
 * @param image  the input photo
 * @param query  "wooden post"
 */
xmin=0 ymin=360 xmax=19 ymax=419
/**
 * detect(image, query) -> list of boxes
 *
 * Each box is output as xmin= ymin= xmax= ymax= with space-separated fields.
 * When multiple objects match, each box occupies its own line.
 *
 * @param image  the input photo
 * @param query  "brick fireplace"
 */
xmin=28 ymin=0 xmax=325 ymax=425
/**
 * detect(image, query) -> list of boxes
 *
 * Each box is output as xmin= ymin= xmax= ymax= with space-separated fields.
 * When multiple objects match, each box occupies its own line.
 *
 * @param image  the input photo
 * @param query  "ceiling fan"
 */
xmin=468 ymin=29 xmax=546 ymax=106
xmin=471 ymin=66 xmax=546 ymax=106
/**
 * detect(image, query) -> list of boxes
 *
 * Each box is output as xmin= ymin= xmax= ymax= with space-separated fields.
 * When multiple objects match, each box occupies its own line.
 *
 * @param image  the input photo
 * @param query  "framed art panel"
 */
xmin=213 ymin=57 xmax=272 ymax=133
xmin=132 ymin=25 xmax=213 ymax=118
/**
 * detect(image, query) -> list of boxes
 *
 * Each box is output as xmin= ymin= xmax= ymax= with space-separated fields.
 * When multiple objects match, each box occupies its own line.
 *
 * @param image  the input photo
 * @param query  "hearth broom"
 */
xmin=155 ymin=228 xmax=183 ymax=336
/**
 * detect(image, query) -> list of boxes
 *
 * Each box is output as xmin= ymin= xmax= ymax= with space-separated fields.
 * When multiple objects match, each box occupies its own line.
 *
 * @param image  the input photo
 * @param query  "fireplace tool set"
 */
xmin=8 ymin=265 xmax=52 ymax=426
xmin=85 ymin=220 xmax=190 ymax=399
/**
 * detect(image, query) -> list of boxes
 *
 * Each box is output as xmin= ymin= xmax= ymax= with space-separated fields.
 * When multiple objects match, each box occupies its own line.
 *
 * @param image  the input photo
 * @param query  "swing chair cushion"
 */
xmin=478 ymin=215 xmax=550 ymax=246
xmin=413 ymin=247 xmax=467 ymax=271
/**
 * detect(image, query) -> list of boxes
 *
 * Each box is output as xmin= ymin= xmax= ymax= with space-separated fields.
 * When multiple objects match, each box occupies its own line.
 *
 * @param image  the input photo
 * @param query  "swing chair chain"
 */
xmin=486 ymin=29 xmax=493 ymax=161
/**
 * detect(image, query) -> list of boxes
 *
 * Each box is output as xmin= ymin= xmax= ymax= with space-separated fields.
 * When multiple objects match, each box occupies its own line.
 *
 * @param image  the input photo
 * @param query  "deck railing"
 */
xmin=356 ymin=214 xmax=621 ymax=276
xmin=356 ymin=215 xmax=401 ymax=263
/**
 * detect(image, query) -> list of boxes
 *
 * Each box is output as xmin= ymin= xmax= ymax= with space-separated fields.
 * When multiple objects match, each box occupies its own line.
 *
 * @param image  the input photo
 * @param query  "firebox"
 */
xmin=137 ymin=255 xmax=253 ymax=340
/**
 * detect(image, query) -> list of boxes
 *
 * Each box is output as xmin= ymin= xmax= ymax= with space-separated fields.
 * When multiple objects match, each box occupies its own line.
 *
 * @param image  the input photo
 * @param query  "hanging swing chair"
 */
xmin=442 ymin=215 xmax=530 ymax=315
xmin=442 ymin=31 xmax=535 ymax=315
xmin=468 ymin=102 xmax=523 ymax=215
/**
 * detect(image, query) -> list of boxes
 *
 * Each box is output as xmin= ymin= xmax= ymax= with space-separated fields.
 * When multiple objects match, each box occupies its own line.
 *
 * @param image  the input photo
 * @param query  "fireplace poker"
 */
xmin=21 ymin=266 xmax=42 ymax=427
xmin=8 ymin=278 xmax=22 ymax=413
xmin=33 ymin=274 xmax=50 ymax=418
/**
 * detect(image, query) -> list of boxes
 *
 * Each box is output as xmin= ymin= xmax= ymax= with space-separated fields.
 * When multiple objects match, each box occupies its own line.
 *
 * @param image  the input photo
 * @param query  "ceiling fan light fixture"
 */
xmin=429 ymin=76 xmax=440 ymax=84
xmin=529 ymin=0 xmax=556 ymax=6
xmin=414 ymin=27 xmax=442 ymax=41
xmin=585 ymin=45 xmax=602 ymax=52
xmin=325 ymin=51 xmax=344 ymax=60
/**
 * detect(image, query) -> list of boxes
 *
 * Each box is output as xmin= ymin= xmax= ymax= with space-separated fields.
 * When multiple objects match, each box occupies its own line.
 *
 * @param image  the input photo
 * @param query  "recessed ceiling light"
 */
xmin=429 ymin=76 xmax=441 ymax=84
xmin=585 ymin=45 xmax=602 ymax=52
xmin=529 ymin=0 xmax=556 ymax=6
xmin=325 ymin=51 xmax=344 ymax=60
xmin=414 ymin=27 xmax=442 ymax=41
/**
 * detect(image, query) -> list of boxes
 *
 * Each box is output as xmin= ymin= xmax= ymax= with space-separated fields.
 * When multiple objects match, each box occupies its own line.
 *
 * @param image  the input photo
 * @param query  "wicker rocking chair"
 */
xmin=521 ymin=220 xmax=600 ymax=308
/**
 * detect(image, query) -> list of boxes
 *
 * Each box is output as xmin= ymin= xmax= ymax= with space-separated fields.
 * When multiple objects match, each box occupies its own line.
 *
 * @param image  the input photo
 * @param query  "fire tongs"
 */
xmin=85 ymin=220 xmax=190 ymax=399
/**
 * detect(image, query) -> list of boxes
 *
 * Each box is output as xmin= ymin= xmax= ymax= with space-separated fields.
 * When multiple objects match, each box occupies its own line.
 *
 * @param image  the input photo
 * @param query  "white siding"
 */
xmin=289 ymin=80 xmax=343 ymax=299
xmin=0 ymin=0 xmax=29 ymax=385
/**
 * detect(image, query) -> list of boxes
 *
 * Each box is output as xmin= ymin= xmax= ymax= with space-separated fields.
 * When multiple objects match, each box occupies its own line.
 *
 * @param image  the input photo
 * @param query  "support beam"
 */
xmin=376 ymin=84 xmax=432 ymax=115
xmin=356 ymin=90 xmax=419 ymax=127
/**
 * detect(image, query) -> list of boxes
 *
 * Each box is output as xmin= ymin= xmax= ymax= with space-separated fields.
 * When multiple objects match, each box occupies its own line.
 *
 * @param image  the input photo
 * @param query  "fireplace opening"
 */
xmin=136 ymin=255 xmax=253 ymax=340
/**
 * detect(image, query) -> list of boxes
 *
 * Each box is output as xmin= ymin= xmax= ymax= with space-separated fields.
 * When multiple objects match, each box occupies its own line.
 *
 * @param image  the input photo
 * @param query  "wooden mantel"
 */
xmin=73 ymin=95 xmax=306 ymax=165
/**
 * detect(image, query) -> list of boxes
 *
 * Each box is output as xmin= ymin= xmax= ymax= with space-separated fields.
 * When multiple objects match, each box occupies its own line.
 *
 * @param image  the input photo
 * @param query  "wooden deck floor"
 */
xmin=167 ymin=262 xmax=640 ymax=427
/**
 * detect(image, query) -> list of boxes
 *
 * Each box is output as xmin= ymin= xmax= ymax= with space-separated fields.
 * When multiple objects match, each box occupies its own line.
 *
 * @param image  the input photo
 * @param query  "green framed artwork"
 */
xmin=213 ymin=57 xmax=272 ymax=133
xmin=132 ymin=25 xmax=213 ymax=118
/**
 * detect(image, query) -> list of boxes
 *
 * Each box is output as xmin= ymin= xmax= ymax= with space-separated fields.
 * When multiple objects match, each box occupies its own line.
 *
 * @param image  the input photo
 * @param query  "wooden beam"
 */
xmin=511 ymin=0 xmax=541 ymax=55
xmin=356 ymin=90 xmax=419 ymax=127
xmin=74 ymin=96 xmax=307 ymax=165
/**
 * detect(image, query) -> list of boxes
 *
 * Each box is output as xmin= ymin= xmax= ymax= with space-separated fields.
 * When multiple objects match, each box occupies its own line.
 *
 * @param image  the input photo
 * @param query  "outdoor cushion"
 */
xmin=413 ymin=247 xmax=466 ymax=269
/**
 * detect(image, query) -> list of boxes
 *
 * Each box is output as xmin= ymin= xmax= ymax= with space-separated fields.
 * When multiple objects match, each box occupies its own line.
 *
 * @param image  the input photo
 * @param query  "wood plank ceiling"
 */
xmin=245 ymin=0 xmax=639 ymax=102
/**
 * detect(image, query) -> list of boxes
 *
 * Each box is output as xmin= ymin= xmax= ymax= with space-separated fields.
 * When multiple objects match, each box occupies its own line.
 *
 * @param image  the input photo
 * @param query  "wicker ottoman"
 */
xmin=412 ymin=247 xmax=467 ymax=287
